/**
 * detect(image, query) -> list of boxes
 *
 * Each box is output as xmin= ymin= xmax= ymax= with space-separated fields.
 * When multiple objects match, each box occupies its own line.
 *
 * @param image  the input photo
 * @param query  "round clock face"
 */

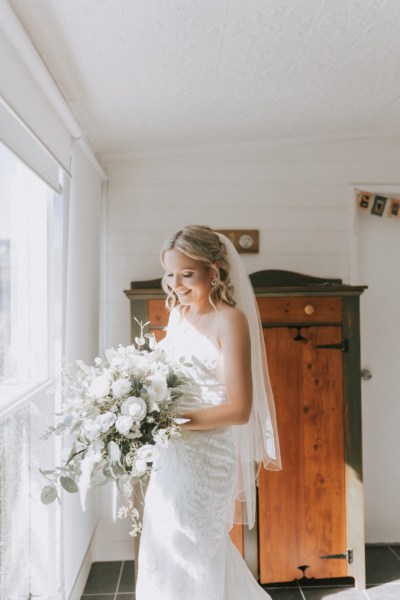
xmin=238 ymin=233 xmax=254 ymax=250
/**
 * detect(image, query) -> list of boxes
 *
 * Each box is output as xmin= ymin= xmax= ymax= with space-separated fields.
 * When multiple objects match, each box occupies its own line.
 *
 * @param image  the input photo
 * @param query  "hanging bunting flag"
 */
xmin=355 ymin=189 xmax=400 ymax=219
xmin=370 ymin=195 xmax=387 ymax=216
xmin=357 ymin=190 xmax=373 ymax=211
xmin=388 ymin=198 xmax=400 ymax=219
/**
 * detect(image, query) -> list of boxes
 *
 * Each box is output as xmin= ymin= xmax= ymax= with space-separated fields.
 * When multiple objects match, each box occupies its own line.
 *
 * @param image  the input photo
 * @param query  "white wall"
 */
xmin=102 ymin=138 xmax=400 ymax=350
xmin=64 ymin=141 xmax=103 ymax=598
xmin=356 ymin=185 xmax=400 ymax=543
xmin=98 ymin=138 xmax=400 ymax=557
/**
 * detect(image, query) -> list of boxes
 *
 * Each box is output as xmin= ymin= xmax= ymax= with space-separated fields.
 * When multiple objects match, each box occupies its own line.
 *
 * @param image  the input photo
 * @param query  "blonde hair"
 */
xmin=160 ymin=225 xmax=236 ymax=311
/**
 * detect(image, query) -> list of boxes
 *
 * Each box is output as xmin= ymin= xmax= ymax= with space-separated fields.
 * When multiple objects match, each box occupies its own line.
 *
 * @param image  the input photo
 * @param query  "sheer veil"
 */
xmin=216 ymin=232 xmax=282 ymax=530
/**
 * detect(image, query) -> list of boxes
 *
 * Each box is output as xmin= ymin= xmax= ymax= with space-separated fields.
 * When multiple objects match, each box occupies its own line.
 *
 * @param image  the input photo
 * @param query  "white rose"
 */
xmin=111 ymin=378 xmax=132 ymax=399
xmin=95 ymin=411 xmax=116 ymax=432
xmin=121 ymin=396 xmax=147 ymax=422
xmin=89 ymin=375 xmax=110 ymax=399
xmin=136 ymin=444 xmax=159 ymax=463
xmin=146 ymin=374 xmax=168 ymax=402
xmin=115 ymin=415 xmax=133 ymax=435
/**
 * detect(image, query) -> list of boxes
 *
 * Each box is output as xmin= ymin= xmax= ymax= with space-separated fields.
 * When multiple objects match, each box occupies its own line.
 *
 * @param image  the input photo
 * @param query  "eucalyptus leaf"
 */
xmin=39 ymin=468 xmax=56 ymax=476
xmin=60 ymin=476 xmax=79 ymax=493
xmin=111 ymin=463 xmax=125 ymax=477
xmin=41 ymin=485 xmax=58 ymax=504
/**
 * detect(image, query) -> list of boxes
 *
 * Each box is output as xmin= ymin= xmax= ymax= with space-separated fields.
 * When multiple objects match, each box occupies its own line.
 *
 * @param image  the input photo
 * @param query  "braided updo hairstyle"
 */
xmin=160 ymin=225 xmax=236 ymax=312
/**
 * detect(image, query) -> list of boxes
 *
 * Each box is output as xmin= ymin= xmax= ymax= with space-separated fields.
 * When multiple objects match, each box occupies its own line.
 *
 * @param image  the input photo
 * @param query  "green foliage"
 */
xmin=60 ymin=476 xmax=79 ymax=493
xmin=41 ymin=485 xmax=58 ymax=504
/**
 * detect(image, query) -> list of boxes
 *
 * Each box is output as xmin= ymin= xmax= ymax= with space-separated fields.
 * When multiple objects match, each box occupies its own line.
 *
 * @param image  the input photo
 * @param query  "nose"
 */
xmin=170 ymin=274 xmax=184 ymax=289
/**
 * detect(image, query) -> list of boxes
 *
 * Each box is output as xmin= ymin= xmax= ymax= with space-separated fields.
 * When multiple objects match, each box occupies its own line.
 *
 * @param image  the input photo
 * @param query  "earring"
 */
xmin=211 ymin=278 xmax=218 ymax=286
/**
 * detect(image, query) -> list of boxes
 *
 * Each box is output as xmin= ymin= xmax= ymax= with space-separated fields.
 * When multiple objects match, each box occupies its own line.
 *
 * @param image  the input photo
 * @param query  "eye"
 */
xmin=183 ymin=273 xmax=193 ymax=278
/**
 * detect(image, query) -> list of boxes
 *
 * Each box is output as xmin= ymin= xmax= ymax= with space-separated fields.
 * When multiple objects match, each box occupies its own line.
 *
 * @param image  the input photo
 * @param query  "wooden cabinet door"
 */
xmin=258 ymin=325 xmax=347 ymax=583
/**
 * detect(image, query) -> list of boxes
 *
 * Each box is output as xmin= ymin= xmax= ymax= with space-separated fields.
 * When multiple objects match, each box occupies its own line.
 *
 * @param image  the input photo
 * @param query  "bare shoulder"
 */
xmin=213 ymin=304 xmax=250 ymax=339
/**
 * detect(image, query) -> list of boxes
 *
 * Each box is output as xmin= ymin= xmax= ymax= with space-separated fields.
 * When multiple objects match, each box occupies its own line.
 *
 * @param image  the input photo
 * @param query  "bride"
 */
xmin=135 ymin=225 xmax=282 ymax=599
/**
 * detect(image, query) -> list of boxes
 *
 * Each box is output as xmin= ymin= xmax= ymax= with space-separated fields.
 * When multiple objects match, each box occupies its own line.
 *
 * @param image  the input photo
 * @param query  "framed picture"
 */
xmin=388 ymin=198 xmax=400 ymax=219
xmin=357 ymin=190 xmax=373 ymax=210
xmin=370 ymin=195 xmax=387 ymax=216
xmin=216 ymin=229 xmax=259 ymax=253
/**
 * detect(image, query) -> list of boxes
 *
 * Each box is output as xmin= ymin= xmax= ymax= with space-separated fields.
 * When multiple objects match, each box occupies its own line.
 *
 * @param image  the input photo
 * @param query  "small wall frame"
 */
xmin=216 ymin=229 xmax=259 ymax=253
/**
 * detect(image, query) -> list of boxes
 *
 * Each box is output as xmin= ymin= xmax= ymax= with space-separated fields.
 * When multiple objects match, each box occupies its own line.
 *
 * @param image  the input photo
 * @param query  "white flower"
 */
xmin=87 ymin=441 xmax=103 ymax=463
xmin=117 ymin=505 xmax=129 ymax=519
xmin=111 ymin=378 xmax=132 ymax=399
xmin=146 ymin=374 xmax=168 ymax=401
xmin=115 ymin=415 xmax=133 ymax=435
xmin=108 ymin=440 xmax=121 ymax=462
xmin=121 ymin=396 xmax=147 ymax=422
xmin=95 ymin=411 xmax=116 ymax=432
xmin=78 ymin=442 xmax=103 ymax=510
xmin=83 ymin=419 xmax=102 ymax=441
xmin=134 ymin=459 xmax=147 ymax=475
xmin=136 ymin=444 xmax=159 ymax=463
xmin=89 ymin=375 xmax=110 ymax=399
xmin=153 ymin=428 xmax=169 ymax=446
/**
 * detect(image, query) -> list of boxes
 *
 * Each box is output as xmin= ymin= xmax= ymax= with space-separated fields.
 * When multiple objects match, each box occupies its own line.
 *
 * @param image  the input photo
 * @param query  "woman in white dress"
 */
xmin=135 ymin=225 xmax=282 ymax=600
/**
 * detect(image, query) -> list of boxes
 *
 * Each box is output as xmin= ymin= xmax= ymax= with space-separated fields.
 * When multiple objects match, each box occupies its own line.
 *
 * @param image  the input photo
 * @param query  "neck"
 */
xmin=185 ymin=300 xmax=213 ymax=318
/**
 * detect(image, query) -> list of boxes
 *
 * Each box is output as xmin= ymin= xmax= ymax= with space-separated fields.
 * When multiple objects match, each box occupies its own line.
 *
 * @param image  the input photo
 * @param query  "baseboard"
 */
xmin=68 ymin=542 xmax=93 ymax=600
xmin=91 ymin=540 xmax=135 ymax=562
xmin=365 ymin=541 xmax=400 ymax=546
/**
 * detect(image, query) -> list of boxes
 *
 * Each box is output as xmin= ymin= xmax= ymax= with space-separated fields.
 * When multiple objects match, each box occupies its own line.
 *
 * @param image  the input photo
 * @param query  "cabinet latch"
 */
xmin=320 ymin=548 xmax=353 ymax=564
xmin=315 ymin=339 xmax=349 ymax=353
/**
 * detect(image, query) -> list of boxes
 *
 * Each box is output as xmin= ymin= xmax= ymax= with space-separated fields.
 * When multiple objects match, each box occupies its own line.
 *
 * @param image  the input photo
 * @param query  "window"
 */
xmin=0 ymin=141 xmax=63 ymax=406
xmin=0 ymin=141 xmax=65 ymax=598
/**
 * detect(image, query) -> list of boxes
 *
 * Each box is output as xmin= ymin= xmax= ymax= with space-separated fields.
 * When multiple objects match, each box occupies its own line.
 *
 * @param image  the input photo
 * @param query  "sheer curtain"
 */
xmin=0 ymin=406 xmax=30 ymax=597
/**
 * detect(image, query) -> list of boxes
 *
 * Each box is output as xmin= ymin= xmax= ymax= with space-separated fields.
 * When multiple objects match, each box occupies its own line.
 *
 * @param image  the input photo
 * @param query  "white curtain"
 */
xmin=0 ymin=389 xmax=64 ymax=600
xmin=0 ymin=405 xmax=30 ymax=598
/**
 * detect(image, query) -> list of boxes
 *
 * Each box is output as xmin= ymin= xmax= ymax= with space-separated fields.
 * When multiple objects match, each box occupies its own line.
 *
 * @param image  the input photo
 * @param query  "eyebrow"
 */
xmin=165 ymin=267 xmax=195 ymax=272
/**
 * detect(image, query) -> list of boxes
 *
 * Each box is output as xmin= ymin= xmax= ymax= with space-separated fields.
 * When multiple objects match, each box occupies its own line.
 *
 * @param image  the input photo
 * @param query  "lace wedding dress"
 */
xmin=135 ymin=308 xmax=272 ymax=599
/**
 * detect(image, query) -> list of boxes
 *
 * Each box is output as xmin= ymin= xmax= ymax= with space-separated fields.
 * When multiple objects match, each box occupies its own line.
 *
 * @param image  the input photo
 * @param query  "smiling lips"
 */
xmin=176 ymin=289 xmax=190 ymax=297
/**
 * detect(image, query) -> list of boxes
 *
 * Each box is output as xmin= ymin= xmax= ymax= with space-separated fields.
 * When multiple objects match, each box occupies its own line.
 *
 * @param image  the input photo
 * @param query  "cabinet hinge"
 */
xmin=320 ymin=548 xmax=353 ymax=564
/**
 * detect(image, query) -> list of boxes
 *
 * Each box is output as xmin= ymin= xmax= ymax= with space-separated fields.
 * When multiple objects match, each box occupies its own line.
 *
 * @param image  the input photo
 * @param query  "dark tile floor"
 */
xmin=81 ymin=544 xmax=400 ymax=599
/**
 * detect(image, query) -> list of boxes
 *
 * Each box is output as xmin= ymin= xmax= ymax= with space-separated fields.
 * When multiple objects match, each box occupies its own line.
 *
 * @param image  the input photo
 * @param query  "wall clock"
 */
xmin=216 ymin=229 xmax=259 ymax=253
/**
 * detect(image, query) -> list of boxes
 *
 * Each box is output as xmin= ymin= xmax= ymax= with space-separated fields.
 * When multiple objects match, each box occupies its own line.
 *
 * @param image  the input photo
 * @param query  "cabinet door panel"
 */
xmin=258 ymin=326 xmax=346 ymax=583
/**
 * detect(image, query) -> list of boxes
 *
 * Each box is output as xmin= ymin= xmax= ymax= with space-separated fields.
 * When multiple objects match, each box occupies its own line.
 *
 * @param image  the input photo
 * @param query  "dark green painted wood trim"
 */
xmin=342 ymin=295 xmax=364 ymax=481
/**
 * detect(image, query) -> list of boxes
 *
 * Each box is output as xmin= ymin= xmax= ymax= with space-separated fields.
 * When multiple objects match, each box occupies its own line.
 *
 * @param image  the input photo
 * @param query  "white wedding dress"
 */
xmin=136 ymin=308 xmax=272 ymax=600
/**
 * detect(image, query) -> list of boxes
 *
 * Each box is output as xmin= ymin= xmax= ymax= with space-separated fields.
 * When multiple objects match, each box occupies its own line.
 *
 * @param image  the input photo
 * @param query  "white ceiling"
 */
xmin=10 ymin=0 xmax=400 ymax=156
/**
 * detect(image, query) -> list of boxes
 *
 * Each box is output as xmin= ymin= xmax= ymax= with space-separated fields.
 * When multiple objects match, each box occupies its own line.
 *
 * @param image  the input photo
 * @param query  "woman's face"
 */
xmin=164 ymin=248 xmax=213 ymax=307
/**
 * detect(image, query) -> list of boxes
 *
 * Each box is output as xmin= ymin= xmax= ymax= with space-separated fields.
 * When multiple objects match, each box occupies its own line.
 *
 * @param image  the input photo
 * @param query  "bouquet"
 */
xmin=40 ymin=319 xmax=190 ymax=536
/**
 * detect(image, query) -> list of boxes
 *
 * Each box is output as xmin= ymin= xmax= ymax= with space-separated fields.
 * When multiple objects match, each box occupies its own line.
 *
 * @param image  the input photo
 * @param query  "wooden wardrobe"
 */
xmin=124 ymin=270 xmax=367 ymax=589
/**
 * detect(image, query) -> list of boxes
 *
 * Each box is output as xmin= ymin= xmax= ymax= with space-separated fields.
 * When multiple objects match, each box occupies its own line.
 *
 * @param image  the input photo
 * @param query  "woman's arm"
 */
xmin=180 ymin=309 xmax=252 ymax=430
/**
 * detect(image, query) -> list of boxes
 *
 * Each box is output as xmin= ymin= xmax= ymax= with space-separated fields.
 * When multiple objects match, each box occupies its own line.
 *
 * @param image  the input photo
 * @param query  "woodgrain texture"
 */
xmin=257 ymin=296 xmax=343 ymax=324
xmin=258 ymin=323 xmax=347 ymax=583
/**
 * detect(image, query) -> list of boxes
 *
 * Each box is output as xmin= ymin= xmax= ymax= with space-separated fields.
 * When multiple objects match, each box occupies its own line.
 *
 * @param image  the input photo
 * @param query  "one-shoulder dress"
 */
xmin=135 ymin=307 xmax=272 ymax=600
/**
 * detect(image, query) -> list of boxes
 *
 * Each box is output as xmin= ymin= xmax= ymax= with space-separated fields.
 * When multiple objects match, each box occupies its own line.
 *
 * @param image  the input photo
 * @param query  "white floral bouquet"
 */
xmin=40 ymin=320 xmax=190 ymax=536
